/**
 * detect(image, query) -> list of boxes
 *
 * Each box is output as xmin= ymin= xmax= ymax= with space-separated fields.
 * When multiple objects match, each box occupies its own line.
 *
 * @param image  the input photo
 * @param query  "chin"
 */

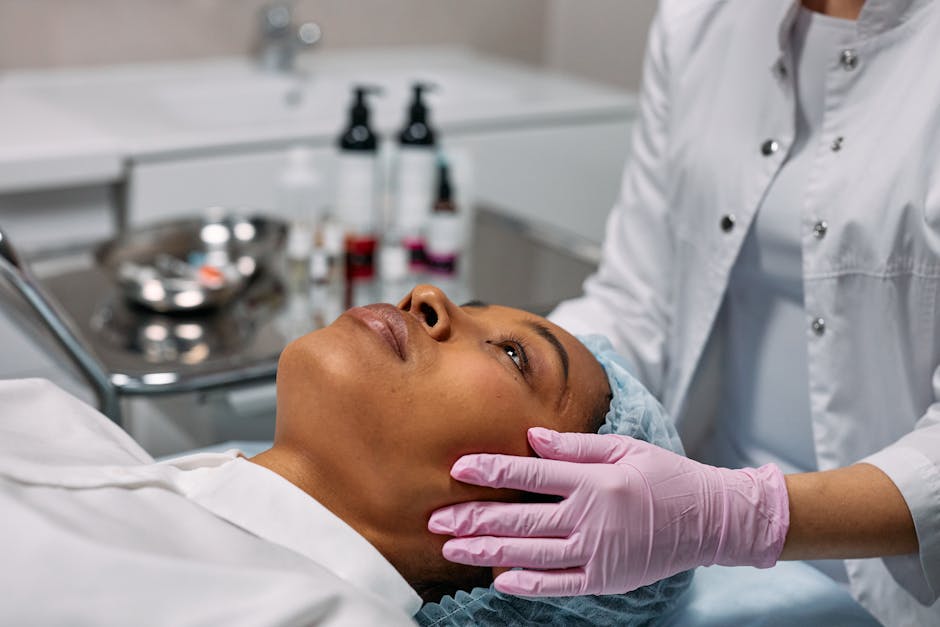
xmin=277 ymin=326 xmax=408 ymax=432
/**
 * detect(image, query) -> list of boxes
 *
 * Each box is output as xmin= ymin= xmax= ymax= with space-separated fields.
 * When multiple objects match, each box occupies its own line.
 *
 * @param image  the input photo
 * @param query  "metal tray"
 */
xmin=95 ymin=214 xmax=286 ymax=312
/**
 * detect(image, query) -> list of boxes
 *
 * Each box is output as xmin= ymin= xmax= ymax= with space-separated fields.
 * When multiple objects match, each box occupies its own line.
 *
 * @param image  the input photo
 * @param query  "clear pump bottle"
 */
xmin=278 ymin=146 xmax=321 ymax=293
xmin=426 ymin=156 xmax=462 ymax=273
xmin=395 ymin=83 xmax=437 ymax=273
xmin=378 ymin=240 xmax=412 ymax=305
xmin=308 ymin=215 xmax=346 ymax=326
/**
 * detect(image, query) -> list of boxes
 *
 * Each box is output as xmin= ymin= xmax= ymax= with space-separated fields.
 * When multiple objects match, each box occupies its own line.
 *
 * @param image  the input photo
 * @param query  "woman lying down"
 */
xmin=0 ymin=285 xmax=690 ymax=626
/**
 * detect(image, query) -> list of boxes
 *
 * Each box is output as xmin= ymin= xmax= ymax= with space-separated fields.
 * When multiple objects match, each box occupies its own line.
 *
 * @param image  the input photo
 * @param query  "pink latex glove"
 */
xmin=428 ymin=427 xmax=790 ymax=597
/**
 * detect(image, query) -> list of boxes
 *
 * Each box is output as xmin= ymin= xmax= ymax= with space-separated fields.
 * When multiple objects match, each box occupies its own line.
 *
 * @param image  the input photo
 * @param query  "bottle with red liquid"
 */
xmin=336 ymin=85 xmax=381 ymax=306
xmin=396 ymin=83 xmax=437 ymax=274
xmin=425 ymin=157 xmax=462 ymax=279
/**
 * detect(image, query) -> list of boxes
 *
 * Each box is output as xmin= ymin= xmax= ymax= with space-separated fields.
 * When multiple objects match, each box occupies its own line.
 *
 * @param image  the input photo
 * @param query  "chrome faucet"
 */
xmin=257 ymin=2 xmax=321 ymax=73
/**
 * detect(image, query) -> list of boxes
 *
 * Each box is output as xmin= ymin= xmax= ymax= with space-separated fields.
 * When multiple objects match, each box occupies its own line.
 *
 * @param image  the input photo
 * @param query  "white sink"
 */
xmin=4 ymin=49 xmax=631 ymax=159
xmin=155 ymin=74 xmax=322 ymax=128
xmin=152 ymin=66 xmax=521 ymax=129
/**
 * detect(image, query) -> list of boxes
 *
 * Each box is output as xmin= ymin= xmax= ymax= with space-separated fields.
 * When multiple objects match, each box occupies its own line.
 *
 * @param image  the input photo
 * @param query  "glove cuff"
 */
xmin=712 ymin=463 xmax=791 ymax=568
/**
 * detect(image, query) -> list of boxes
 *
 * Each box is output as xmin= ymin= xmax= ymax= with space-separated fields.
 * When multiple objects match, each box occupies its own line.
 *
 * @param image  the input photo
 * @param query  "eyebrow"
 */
xmin=460 ymin=300 xmax=570 ymax=388
xmin=526 ymin=321 xmax=569 ymax=385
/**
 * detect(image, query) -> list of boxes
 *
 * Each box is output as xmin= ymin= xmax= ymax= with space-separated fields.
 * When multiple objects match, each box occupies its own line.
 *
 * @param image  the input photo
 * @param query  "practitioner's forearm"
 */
xmin=779 ymin=463 xmax=918 ymax=560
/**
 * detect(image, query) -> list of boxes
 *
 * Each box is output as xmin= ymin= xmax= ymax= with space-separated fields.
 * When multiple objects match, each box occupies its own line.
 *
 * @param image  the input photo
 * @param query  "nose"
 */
xmin=399 ymin=284 xmax=453 ymax=341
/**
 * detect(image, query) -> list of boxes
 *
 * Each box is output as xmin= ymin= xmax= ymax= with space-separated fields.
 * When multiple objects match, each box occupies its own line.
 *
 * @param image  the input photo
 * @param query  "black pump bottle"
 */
xmin=336 ymin=85 xmax=381 ymax=288
xmin=338 ymin=86 xmax=379 ymax=152
xmin=398 ymin=83 xmax=436 ymax=147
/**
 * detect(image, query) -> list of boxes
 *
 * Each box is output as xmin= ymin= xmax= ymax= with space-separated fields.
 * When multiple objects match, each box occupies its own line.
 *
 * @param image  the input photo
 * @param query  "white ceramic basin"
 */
xmin=153 ymin=66 xmax=520 ymax=129
xmin=6 ymin=49 xmax=628 ymax=158
xmin=155 ymin=74 xmax=322 ymax=128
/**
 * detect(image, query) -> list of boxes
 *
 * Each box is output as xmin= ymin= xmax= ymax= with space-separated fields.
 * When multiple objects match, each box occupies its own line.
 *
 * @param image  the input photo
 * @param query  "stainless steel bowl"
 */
xmin=96 ymin=214 xmax=287 ymax=313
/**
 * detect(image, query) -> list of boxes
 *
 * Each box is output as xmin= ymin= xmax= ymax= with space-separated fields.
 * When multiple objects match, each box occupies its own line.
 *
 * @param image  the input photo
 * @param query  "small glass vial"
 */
xmin=425 ymin=159 xmax=462 ymax=279
xmin=285 ymin=221 xmax=312 ymax=294
xmin=379 ymin=241 xmax=412 ymax=304
xmin=318 ymin=215 xmax=346 ymax=288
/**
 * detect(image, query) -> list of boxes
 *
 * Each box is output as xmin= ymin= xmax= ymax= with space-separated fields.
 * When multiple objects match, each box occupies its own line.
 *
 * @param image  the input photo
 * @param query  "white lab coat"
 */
xmin=0 ymin=378 xmax=418 ymax=627
xmin=550 ymin=1 xmax=940 ymax=625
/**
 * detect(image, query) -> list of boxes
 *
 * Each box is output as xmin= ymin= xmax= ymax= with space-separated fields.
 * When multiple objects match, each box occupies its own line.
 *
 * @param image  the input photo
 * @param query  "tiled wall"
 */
xmin=0 ymin=0 xmax=546 ymax=70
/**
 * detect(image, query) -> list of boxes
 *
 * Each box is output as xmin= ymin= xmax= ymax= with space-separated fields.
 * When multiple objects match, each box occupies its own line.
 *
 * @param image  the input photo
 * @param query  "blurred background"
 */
xmin=0 ymin=1 xmax=654 ymax=90
xmin=0 ymin=1 xmax=655 ymax=454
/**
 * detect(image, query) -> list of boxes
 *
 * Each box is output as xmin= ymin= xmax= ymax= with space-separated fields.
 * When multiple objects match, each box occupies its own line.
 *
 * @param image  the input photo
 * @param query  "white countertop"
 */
xmin=0 ymin=89 xmax=122 ymax=193
xmin=0 ymin=47 xmax=634 ymax=194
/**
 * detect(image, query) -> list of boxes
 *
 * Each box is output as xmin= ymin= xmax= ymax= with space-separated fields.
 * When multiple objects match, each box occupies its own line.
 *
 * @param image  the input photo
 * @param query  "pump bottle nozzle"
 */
xmin=339 ymin=85 xmax=382 ymax=151
xmin=399 ymin=82 xmax=438 ymax=146
xmin=434 ymin=154 xmax=454 ymax=209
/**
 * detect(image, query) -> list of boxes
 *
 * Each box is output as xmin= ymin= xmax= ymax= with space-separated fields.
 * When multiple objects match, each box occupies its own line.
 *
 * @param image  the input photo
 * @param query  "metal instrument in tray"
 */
xmin=0 ymin=213 xmax=289 ymax=426
xmin=95 ymin=215 xmax=286 ymax=313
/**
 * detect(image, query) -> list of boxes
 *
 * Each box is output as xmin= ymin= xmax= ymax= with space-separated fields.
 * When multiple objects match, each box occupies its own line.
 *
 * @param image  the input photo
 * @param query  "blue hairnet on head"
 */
xmin=579 ymin=334 xmax=685 ymax=455
xmin=416 ymin=334 xmax=693 ymax=626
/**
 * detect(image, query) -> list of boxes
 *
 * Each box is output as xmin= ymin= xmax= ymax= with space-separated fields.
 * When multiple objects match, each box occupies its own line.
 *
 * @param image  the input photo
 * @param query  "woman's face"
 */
xmin=271 ymin=284 xmax=610 ymax=591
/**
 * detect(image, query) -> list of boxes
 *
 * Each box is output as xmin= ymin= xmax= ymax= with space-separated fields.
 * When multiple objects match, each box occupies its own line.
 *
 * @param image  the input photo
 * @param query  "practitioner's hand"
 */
xmin=429 ymin=427 xmax=790 ymax=597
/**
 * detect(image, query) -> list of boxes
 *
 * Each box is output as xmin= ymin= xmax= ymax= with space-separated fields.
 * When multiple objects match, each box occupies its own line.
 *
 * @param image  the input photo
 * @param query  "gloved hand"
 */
xmin=429 ymin=427 xmax=790 ymax=597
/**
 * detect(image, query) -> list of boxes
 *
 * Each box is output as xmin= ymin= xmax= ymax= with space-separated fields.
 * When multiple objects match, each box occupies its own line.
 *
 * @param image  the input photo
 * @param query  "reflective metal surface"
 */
xmin=257 ymin=2 xmax=321 ymax=73
xmin=90 ymin=271 xmax=284 ymax=366
xmin=42 ymin=257 xmax=290 ymax=398
xmin=0 ymin=227 xmax=122 ymax=423
xmin=95 ymin=214 xmax=286 ymax=312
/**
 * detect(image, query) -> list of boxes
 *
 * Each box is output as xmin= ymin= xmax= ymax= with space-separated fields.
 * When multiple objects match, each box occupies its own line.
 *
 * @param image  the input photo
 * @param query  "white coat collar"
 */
xmin=777 ymin=0 xmax=934 ymax=49
xmin=171 ymin=451 xmax=424 ymax=617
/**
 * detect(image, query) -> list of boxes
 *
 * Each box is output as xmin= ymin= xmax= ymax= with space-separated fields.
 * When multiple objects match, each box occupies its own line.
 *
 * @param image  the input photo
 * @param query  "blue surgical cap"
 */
xmin=416 ymin=334 xmax=693 ymax=626
xmin=578 ymin=334 xmax=685 ymax=455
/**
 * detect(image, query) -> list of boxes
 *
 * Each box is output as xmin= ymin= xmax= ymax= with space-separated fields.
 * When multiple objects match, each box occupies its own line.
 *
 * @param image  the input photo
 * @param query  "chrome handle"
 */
xmin=258 ymin=3 xmax=321 ymax=72
xmin=297 ymin=22 xmax=321 ymax=48
xmin=261 ymin=3 xmax=293 ymax=36
xmin=0 ymin=227 xmax=122 ymax=425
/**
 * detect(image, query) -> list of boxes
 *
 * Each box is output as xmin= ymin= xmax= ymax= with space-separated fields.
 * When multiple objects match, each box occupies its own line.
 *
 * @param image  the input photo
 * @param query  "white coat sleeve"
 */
xmin=548 ymin=7 xmax=674 ymax=398
xmin=862 ymin=367 xmax=940 ymax=605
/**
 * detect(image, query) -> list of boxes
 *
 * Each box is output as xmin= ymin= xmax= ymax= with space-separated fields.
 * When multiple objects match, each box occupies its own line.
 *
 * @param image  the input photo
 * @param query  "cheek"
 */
xmin=410 ymin=356 xmax=541 ymax=462
xmin=410 ymin=357 xmax=554 ymax=509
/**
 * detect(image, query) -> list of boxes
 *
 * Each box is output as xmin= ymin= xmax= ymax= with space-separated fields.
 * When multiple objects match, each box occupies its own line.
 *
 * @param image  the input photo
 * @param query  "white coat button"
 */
xmin=831 ymin=136 xmax=843 ymax=152
xmin=840 ymin=49 xmax=858 ymax=70
xmin=813 ymin=220 xmax=828 ymax=238
xmin=720 ymin=214 xmax=736 ymax=232
xmin=812 ymin=317 xmax=826 ymax=335
xmin=761 ymin=139 xmax=780 ymax=156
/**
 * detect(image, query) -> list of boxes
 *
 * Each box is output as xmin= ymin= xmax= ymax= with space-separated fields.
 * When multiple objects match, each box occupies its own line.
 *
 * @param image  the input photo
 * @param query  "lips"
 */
xmin=345 ymin=303 xmax=409 ymax=360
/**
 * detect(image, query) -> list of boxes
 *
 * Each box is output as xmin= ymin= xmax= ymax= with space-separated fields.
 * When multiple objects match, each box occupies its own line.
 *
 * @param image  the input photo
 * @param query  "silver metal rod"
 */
xmin=0 ymin=228 xmax=122 ymax=425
